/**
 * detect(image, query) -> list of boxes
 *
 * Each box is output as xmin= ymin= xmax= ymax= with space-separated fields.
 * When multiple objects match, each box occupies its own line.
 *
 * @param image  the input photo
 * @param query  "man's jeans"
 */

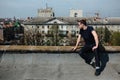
xmin=78 ymin=44 xmax=100 ymax=67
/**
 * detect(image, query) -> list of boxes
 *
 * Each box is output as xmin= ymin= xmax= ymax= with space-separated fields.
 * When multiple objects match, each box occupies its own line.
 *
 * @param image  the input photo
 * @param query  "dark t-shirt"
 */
xmin=79 ymin=26 xmax=95 ymax=45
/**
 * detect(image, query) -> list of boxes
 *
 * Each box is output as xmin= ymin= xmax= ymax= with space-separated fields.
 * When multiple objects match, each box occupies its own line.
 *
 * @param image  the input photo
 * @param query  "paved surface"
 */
xmin=0 ymin=52 xmax=120 ymax=80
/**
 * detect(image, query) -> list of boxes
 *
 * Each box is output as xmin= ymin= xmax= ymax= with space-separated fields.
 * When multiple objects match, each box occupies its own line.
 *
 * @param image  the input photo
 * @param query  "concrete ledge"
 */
xmin=0 ymin=45 xmax=120 ymax=53
xmin=104 ymin=46 xmax=120 ymax=52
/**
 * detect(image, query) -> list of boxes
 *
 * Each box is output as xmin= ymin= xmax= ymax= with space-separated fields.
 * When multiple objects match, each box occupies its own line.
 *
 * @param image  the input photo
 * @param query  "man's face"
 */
xmin=78 ymin=22 xmax=83 ymax=29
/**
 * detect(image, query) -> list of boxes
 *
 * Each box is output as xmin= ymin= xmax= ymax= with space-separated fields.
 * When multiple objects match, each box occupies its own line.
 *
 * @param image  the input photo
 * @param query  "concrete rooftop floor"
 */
xmin=0 ymin=52 xmax=120 ymax=80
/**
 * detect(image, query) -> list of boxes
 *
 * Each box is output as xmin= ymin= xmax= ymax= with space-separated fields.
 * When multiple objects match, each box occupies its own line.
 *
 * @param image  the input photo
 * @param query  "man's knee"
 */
xmin=78 ymin=50 xmax=84 ymax=58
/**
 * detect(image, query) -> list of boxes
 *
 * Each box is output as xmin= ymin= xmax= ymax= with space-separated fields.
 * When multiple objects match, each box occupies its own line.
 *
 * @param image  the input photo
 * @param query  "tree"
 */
xmin=50 ymin=23 xmax=59 ymax=46
xmin=95 ymin=27 xmax=111 ymax=45
xmin=103 ymin=27 xmax=111 ymax=44
xmin=95 ymin=27 xmax=104 ymax=44
xmin=110 ymin=31 xmax=120 ymax=46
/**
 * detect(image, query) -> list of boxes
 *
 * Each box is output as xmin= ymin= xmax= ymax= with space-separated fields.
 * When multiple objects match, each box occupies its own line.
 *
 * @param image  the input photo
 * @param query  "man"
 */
xmin=73 ymin=19 xmax=101 ymax=76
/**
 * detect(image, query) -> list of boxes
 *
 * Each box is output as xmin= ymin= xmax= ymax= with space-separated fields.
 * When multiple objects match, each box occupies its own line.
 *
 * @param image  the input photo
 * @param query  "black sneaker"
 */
xmin=95 ymin=69 xmax=101 ymax=76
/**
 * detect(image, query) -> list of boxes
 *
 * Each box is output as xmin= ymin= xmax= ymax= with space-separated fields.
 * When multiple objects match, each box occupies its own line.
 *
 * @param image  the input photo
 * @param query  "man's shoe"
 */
xmin=95 ymin=69 xmax=101 ymax=76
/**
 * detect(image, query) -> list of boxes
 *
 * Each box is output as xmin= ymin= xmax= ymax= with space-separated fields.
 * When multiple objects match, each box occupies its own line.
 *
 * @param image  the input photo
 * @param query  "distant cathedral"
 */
xmin=38 ymin=7 xmax=55 ymax=17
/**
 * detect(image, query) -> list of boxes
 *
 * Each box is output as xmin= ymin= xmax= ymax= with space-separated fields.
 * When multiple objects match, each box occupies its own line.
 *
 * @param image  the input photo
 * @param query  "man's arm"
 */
xmin=72 ymin=34 xmax=81 ymax=51
xmin=92 ymin=30 xmax=99 ymax=51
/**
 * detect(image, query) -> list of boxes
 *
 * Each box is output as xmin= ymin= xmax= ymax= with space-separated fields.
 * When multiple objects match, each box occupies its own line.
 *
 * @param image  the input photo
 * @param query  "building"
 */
xmin=23 ymin=17 xmax=120 ymax=34
xmin=38 ymin=7 xmax=55 ymax=17
xmin=22 ymin=17 xmax=120 ymax=46
xmin=70 ymin=9 xmax=83 ymax=17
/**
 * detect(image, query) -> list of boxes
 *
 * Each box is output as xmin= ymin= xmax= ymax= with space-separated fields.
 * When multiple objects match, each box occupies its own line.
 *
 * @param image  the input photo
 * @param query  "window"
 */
xmin=77 ymin=31 xmax=79 ymax=33
xmin=42 ymin=26 xmax=44 ymax=29
xmin=37 ymin=26 xmax=39 ymax=28
xmin=74 ymin=13 xmax=78 ymax=17
xmin=61 ymin=25 xmax=63 ymax=29
xmin=47 ymin=25 xmax=49 ymax=29
xmin=42 ymin=31 xmax=44 ymax=34
xmin=48 ymin=31 xmax=51 ymax=34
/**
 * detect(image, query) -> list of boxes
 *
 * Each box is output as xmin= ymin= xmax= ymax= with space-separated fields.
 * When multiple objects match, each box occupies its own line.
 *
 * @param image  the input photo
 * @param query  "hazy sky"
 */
xmin=0 ymin=0 xmax=120 ymax=18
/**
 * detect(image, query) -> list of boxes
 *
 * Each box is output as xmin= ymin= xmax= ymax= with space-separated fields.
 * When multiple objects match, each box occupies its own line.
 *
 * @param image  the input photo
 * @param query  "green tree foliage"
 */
xmin=110 ymin=31 xmax=120 ymax=46
xmin=95 ymin=27 xmax=104 ymax=44
xmin=103 ymin=27 xmax=111 ymax=43
xmin=95 ymin=27 xmax=111 ymax=45
xmin=50 ymin=24 xmax=59 ymax=46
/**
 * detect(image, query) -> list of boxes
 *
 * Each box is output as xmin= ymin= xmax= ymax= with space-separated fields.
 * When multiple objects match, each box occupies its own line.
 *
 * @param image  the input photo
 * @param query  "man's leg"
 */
xmin=94 ymin=49 xmax=100 ymax=68
xmin=93 ymin=48 xmax=101 ymax=76
xmin=78 ymin=46 xmax=92 ymax=64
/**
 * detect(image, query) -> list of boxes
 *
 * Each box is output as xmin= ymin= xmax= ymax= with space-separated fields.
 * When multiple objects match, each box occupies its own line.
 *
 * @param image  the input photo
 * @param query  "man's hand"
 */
xmin=92 ymin=46 xmax=98 ymax=51
xmin=72 ymin=46 xmax=77 ymax=51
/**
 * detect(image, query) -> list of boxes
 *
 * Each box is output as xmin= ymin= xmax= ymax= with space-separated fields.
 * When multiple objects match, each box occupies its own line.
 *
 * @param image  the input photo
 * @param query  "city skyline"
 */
xmin=0 ymin=0 xmax=120 ymax=18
